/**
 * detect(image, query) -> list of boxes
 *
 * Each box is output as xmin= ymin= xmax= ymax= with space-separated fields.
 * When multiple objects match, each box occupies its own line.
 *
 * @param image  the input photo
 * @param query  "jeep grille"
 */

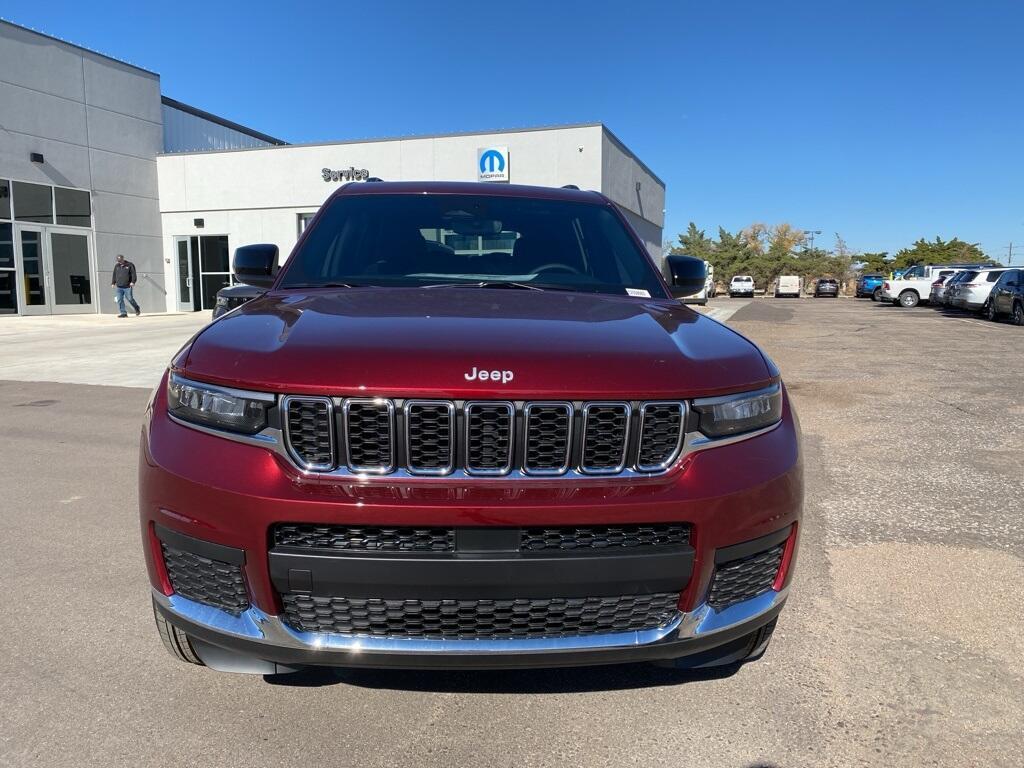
xmin=280 ymin=398 xmax=686 ymax=478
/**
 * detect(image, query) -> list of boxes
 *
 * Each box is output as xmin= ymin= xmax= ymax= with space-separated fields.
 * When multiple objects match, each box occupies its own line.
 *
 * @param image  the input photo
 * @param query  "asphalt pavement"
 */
xmin=1 ymin=297 xmax=1021 ymax=767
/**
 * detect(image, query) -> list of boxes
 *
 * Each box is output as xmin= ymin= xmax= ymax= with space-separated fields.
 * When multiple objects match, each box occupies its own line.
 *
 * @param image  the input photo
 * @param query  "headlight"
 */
xmin=167 ymin=373 xmax=272 ymax=434
xmin=215 ymin=296 xmax=229 ymax=307
xmin=692 ymin=383 xmax=783 ymax=438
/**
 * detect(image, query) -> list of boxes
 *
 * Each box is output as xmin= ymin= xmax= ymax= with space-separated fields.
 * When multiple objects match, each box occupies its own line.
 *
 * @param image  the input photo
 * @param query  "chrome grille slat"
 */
xmin=404 ymin=401 xmax=455 ymax=475
xmin=282 ymin=398 xmax=687 ymax=478
xmin=344 ymin=399 xmax=395 ymax=473
xmin=523 ymin=402 xmax=573 ymax=475
xmin=465 ymin=402 xmax=514 ymax=475
xmin=580 ymin=402 xmax=630 ymax=474
xmin=283 ymin=396 xmax=335 ymax=471
xmin=636 ymin=402 xmax=685 ymax=471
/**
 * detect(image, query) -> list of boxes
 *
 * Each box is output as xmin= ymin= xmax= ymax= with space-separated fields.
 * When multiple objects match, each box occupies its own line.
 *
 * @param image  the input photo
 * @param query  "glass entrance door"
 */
xmin=48 ymin=229 xmax=94 ymax=314
xmin=174 ymin=236 xmax=198 ymax=312
xmin=15 ymin=225 xmax=96 ymax=315
xmin=0 ymin=222 xmax=17 ymax=314
xmin=17 ymin=226 xmax=48 ymax=315
xmin=174 ymin=234 xmax=230 ymax=311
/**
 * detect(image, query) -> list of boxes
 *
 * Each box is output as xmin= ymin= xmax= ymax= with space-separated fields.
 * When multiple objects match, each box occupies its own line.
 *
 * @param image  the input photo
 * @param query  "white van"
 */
xmin=776 ymin=275 xmax=800 ymax=298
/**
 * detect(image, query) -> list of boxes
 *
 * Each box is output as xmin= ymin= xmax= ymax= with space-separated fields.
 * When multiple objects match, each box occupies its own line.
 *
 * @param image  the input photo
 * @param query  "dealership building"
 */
xmin=0 ymin=19 xmax=666 ymax=317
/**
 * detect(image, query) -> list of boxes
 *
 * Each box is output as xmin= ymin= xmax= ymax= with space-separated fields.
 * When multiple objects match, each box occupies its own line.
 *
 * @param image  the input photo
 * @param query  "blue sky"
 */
xmin=5 ymin=0 xmax=1023 ymax=260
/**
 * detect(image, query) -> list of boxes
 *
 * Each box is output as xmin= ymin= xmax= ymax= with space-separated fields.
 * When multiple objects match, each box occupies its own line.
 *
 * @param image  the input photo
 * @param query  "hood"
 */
xmin=181 ymin=288 xmax=773 ymax=399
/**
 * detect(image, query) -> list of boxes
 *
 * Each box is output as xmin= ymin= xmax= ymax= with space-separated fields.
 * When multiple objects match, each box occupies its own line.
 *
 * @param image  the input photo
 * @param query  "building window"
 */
xmin=297 ymin=212 xmax=316 ymax=236
xmin=54 ymin=187 xmax=91 ymax=227
xmin=0 ymin=180 xmax=10 ymax=221
xmin=12 ymin=181 xmax=53 ymax=224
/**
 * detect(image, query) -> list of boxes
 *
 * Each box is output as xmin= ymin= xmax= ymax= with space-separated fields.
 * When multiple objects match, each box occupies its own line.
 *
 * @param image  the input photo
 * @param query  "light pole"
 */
xmin=803 ymin=230 xmax=822 ymax=251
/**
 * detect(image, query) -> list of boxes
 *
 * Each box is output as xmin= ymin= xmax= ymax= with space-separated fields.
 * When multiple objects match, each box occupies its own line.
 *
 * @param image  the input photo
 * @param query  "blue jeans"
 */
xmin=115 ymin=286 xmax=139 ymax=315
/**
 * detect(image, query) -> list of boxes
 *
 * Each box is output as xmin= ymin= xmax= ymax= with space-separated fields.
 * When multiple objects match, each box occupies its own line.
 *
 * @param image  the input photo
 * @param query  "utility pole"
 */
xmin=1006 ymin=242 xmax=1014 ymax=265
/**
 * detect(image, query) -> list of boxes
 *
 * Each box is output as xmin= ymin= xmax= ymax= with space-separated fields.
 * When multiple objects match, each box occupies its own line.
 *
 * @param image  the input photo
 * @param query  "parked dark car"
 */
xmin=211 ymin=282 xmax=265 ymax=319
xmin=985 ymin=268 xmax=1023 ymax=324
xmin=855 ymin=274 xmax=885 ymax=300
xmin=814 ymin=278 xmax=839 ymax=298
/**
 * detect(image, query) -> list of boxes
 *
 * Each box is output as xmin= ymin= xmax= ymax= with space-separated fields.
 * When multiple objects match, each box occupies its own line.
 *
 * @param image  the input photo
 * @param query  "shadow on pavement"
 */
xmin=263 ymin=662 xmax=742 ymax=692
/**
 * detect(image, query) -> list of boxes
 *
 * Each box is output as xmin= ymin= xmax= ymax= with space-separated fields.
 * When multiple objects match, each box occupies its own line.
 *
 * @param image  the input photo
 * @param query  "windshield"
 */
xmin=279 ymin=194 xmax=667 ymax=298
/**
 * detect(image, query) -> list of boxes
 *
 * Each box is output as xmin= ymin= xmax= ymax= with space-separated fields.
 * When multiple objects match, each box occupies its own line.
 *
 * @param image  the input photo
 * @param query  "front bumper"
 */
xmin=153 ymin=580 xmax=788 ymax=670
xmin=140 ymin=378 xmax=803 ymax=670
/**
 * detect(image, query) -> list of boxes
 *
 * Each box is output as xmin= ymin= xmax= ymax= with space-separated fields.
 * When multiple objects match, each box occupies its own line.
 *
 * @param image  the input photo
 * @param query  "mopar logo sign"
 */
xmin=477 ymin=146 xmax=509 ymax=183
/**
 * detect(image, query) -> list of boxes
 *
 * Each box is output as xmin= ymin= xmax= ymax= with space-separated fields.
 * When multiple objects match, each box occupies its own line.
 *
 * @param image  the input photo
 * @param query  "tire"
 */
xmin=872 ymin=287 xmax=881 ymax=302
xmin=1013 ymin=301 xmax=1024 ymax=326
xmin=898 ymin=290 xmax=919 ymax=308
xmin=985 ymin=300 xmax=998 ymax=322
xmin=153 ymin=600 xmax=205 ymax=666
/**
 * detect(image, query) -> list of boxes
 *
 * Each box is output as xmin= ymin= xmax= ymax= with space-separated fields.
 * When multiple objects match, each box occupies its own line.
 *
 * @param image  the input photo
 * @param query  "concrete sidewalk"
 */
xmin=0 ymin=313 xmax=209 ymax=388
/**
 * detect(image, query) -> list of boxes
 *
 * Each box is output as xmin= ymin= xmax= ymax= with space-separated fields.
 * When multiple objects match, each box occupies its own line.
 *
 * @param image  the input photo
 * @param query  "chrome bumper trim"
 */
xmin=152 ymin=586 xmax=787 ymax=657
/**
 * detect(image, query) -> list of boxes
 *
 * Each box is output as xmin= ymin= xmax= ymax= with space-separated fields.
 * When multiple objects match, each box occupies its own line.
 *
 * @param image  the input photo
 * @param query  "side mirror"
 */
xmin=665 ymin=255 xmax=707 ymax=298
xmin=233 ymin=244 xmax=279 ymax=289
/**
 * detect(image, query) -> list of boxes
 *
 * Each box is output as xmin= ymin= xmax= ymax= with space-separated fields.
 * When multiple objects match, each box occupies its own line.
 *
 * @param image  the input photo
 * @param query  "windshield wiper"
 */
xmin=422 ymin=280 xmax=579 ymax=292
xmin=283 ymin=282 xmax=361 ymax=289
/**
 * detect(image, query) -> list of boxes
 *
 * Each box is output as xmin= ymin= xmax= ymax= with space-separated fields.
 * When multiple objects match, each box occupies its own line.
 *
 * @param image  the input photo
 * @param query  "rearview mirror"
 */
xmin=665 ymin=255 xmax=707 ymax=298
xmin=233 ymin=244 xmax=279 ymax=289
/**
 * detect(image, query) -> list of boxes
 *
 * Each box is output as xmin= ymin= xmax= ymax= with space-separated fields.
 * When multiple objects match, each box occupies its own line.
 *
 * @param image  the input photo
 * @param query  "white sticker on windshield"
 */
xmin=626 ymin=288 xmax=651 ymax=297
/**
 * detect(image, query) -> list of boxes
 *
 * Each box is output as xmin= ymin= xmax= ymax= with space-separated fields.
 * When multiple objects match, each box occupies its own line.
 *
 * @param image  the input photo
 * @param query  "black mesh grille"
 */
xmin=708 ymin=545 xmax=784 ymax=609
xmin=521 ymin=524 xmax=690 ymax=552
xmin=637 ymin=403 xmax=684 ymax=469
xmin=281 ymin=592 xmax=680 ymax=639
xmin=582 ymin=404 xmax=630 ymax=471
xmin=161 ymin=544 xmax=248 ymax=615
xmin=273 ymin=524 xmax=455 ymax=552
xmin=285 ymin=399 xmax=333 ymax=468
xmin=346 ymin=401 xmax=393 ymax=470
xmin=524 ymin=404 xmax=572 ymax=472
xmin=466 ymin=403 xmax=513 ymax=473
xmin=406 ymin=403 xmax=454 ymax=472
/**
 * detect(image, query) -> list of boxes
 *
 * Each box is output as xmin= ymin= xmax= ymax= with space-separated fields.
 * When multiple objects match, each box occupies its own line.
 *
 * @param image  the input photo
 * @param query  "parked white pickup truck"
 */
xmin=880 ymin=264 xmax=986 ymax=307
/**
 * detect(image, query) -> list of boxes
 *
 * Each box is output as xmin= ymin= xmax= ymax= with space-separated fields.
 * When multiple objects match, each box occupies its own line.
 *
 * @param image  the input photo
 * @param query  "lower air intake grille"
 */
xmin=273 ymin=524 xmax=455 ymax=552
xmin=521 ymin=524 xmax=690 ymax=552
xmin=707 ymin=545 xmax=784 ymax=609
xmin=281 ymin=592 xmax=681 ymax=639
xmin=161 ymin=543 xmax=249 ymax=615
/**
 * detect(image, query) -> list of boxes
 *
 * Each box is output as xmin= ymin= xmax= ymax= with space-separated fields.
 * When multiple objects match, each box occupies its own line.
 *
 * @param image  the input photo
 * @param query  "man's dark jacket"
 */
xmin=112 ymin=261 xmax=137 ymax=288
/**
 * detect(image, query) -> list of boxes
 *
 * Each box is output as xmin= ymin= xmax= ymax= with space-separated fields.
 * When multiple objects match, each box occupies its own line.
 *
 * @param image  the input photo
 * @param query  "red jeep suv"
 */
xmin=140 ymin=182 xmax=802 ymax=674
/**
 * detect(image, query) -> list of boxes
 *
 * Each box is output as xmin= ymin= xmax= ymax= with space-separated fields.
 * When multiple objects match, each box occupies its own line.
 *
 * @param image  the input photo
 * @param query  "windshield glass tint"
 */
xmin=279 ymin=194 xmax=666 ymax=297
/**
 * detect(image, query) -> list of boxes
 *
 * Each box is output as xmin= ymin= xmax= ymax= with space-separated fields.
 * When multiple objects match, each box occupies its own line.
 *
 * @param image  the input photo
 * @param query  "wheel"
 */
xmin=898 ymin=290 xmax=919 ymax=308
xmin=872 ymin=287 xmax=881 ymax=302
xmin=1013 ymin=301 xmax=1024 ymax=326
xmin=985 ymin=300 xmax=998 ymax=321
xmin=153 ymin=600 xmax=204 ymax=666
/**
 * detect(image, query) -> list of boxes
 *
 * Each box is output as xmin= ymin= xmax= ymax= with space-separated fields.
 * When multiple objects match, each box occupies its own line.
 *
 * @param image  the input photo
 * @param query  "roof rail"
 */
xmin=365 ymin=177 xmax=384 ymax=182
xmin=561 ymin=184 xmax=580 ymax=190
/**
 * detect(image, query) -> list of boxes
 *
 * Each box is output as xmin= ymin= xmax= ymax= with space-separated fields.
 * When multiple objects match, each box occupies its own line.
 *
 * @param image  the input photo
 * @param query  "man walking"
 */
xmin=111 ymin=254 xmax=141 ymax=317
